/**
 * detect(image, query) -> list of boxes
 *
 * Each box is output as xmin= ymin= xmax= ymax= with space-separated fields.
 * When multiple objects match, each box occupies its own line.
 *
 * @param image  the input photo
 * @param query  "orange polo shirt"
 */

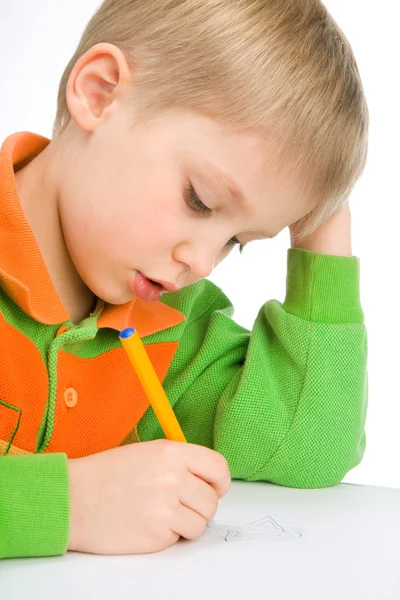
xmin=0 ymin=131 xmax=186 ymax=458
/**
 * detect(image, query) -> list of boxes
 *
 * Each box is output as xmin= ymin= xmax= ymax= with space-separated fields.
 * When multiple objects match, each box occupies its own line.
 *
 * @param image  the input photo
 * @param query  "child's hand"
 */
xmin=290 ymin=201 xmax=352 ymax=257
xmin=67 ymin=440 xmax=231 ymax=555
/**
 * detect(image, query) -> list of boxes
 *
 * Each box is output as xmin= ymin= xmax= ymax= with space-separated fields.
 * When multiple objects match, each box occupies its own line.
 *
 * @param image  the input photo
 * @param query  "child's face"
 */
xmin=57 ymin=105 xmax=312 ymax=305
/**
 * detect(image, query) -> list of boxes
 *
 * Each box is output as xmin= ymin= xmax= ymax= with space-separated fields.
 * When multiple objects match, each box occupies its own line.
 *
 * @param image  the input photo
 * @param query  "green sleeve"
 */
xmin=139 ymin=248 xmax=367 ymax=489
xmin=0 ymin=453 xmax=70 ymax=558
xmin=215 ymin=248 xmax=367 ymax=488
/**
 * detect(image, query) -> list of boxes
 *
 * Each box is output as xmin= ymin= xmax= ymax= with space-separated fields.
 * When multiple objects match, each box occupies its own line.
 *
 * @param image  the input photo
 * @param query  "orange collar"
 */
xmin=0 ymin=132 xmax=185 ymax=336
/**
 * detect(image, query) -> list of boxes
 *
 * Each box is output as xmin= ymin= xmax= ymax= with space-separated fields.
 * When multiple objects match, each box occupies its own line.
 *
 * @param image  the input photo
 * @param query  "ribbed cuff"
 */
xmin=0 ymin=453 xmax=70 ymax=558
xmin=282 ymin=248 xmax=364 ymax=323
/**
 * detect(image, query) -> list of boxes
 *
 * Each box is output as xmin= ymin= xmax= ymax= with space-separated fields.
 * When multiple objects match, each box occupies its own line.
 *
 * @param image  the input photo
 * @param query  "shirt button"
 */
xmin=57 ymin=325 xmax=70 ymax=337
xmin=64 ymin=387 xmax=78 ymax=408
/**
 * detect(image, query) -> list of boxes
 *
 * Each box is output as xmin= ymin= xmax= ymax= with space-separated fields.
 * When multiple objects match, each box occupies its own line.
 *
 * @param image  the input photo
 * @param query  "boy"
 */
xmin=0 ymin=0 xmax=368 ymax=558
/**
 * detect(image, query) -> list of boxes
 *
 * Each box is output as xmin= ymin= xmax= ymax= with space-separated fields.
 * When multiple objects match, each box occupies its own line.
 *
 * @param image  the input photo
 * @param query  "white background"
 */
xmin=0 ymin=1 xmax=398 ymax=488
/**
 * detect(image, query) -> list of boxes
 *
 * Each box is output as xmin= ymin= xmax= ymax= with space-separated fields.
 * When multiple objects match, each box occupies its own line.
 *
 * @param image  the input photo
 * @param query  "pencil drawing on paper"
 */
xmin=206 ymin=516 xmax=304 ymax=542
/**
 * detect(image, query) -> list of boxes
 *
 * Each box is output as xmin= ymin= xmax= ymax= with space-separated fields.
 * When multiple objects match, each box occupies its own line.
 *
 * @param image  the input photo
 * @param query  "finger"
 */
xmin=185 ymin=444 xmax=231 ymax=499
xmin=179 ymin=472 xmax=219 ymax=522
xmin=171 ymin=504 xmax=208 ymax=541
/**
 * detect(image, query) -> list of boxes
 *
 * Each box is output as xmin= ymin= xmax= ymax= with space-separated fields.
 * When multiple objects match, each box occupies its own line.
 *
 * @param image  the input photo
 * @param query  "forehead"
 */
xmin=186 ymin=114 xmax=313 ymax=236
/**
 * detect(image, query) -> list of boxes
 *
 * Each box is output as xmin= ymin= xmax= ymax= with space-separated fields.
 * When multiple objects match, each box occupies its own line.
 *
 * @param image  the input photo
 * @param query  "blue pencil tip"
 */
xmin=120 ymin=327 xmax=136 ymax=339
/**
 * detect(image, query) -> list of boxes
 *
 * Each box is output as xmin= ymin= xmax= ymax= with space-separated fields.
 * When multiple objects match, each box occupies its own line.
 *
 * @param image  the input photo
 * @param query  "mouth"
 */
xmin=149 ymin=278 xmax=180 ymax=293
xmin=131 ymin=272 xmax=165 ymax=303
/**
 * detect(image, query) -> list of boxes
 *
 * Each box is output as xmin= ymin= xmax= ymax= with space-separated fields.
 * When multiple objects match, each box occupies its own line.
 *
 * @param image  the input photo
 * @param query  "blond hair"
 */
xmin=53 ymin=0 xmax=369 ymax=239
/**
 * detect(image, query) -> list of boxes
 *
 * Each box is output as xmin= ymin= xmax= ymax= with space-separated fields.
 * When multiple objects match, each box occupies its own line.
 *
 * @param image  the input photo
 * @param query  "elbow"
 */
xmin=281 ymin=433 xmax=367 ymax=490
xmin=249 ymin=432 xmax=367 ymax=490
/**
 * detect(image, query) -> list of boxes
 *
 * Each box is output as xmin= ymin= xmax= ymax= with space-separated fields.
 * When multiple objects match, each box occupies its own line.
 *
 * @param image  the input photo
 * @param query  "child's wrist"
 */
xmin=67 ymin=458 xmax=83 ymax=552
xmin=290 ymin=202 xmax=352 ymax=257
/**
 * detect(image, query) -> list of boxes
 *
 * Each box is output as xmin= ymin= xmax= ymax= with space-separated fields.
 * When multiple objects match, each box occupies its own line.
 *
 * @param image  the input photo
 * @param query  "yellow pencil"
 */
xmin=119 ymin=327 xmax=187 ymax=443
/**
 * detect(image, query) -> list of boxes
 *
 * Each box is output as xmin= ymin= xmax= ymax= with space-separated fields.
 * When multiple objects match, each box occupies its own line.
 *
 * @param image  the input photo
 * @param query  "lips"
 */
xmin=151 ymin=279 xmax=179 ymax=293
xmin=132 ymin=272 xmax=164 ymax=302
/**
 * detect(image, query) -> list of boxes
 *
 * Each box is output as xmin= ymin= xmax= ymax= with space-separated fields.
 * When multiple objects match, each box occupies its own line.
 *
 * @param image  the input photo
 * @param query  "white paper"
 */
xmin=2 ymin=480 xmax=400 ymax=600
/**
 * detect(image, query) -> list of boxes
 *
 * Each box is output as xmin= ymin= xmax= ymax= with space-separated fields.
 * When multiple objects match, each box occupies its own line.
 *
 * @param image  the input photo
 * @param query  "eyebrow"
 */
xmin=206 ymin=163 xmax=275 ymax=240
xmin=206 ymin=162 xmax=247 ymax=209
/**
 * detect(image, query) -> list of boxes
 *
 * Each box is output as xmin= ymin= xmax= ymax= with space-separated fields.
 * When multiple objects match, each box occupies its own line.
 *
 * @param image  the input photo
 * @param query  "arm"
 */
xmin=0 ymin=453 xmax=70 ymax=558
xmin=139 ymin=204 xmax=367 ymax=489
xmin=216 ymin=248 xmax=366 ymax=488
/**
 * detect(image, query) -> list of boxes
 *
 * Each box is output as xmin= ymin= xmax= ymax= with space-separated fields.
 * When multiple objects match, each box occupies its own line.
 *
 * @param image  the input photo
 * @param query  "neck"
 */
xmin=15 ymin=141 xmax=95 ymax=324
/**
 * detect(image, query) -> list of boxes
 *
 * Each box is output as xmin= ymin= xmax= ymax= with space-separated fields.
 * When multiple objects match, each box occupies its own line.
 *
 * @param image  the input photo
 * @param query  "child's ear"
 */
xmin=66 ymin=43 xmax=132 ymax=132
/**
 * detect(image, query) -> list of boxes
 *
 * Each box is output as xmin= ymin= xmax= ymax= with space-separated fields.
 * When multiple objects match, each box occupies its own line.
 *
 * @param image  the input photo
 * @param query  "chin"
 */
xmin=88 ymin=280 xmax=133 ymax=306
xmin=104 ymin=291 xmax=134 ymax=306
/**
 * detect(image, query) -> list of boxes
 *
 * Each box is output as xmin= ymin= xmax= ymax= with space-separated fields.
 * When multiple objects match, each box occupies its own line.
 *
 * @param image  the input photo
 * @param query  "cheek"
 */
xmin=59 ymin=178 xmax=129 ymax=270
xmin=63 ymin=149 xmax=186 ymax=261
xmin=126 ymin=187 xmax=184 ymax=249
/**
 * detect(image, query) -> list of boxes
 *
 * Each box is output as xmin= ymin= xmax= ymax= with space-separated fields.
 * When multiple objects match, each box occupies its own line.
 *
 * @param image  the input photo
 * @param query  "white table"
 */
xmin=2 ymin=480 xmax=400 ymax=600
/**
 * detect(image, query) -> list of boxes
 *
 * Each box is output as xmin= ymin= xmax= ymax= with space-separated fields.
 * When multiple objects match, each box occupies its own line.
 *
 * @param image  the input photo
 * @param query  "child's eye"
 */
xmin=186 ymin=183 xmax=211 ymax=216
xmin=186 ymin=183 xmax=244 ymax=254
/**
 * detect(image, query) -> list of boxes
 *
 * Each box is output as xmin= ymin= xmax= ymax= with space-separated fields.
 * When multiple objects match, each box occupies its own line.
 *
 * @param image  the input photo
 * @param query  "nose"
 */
xmin=173 ymin=242 xmax=216 ymax=281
